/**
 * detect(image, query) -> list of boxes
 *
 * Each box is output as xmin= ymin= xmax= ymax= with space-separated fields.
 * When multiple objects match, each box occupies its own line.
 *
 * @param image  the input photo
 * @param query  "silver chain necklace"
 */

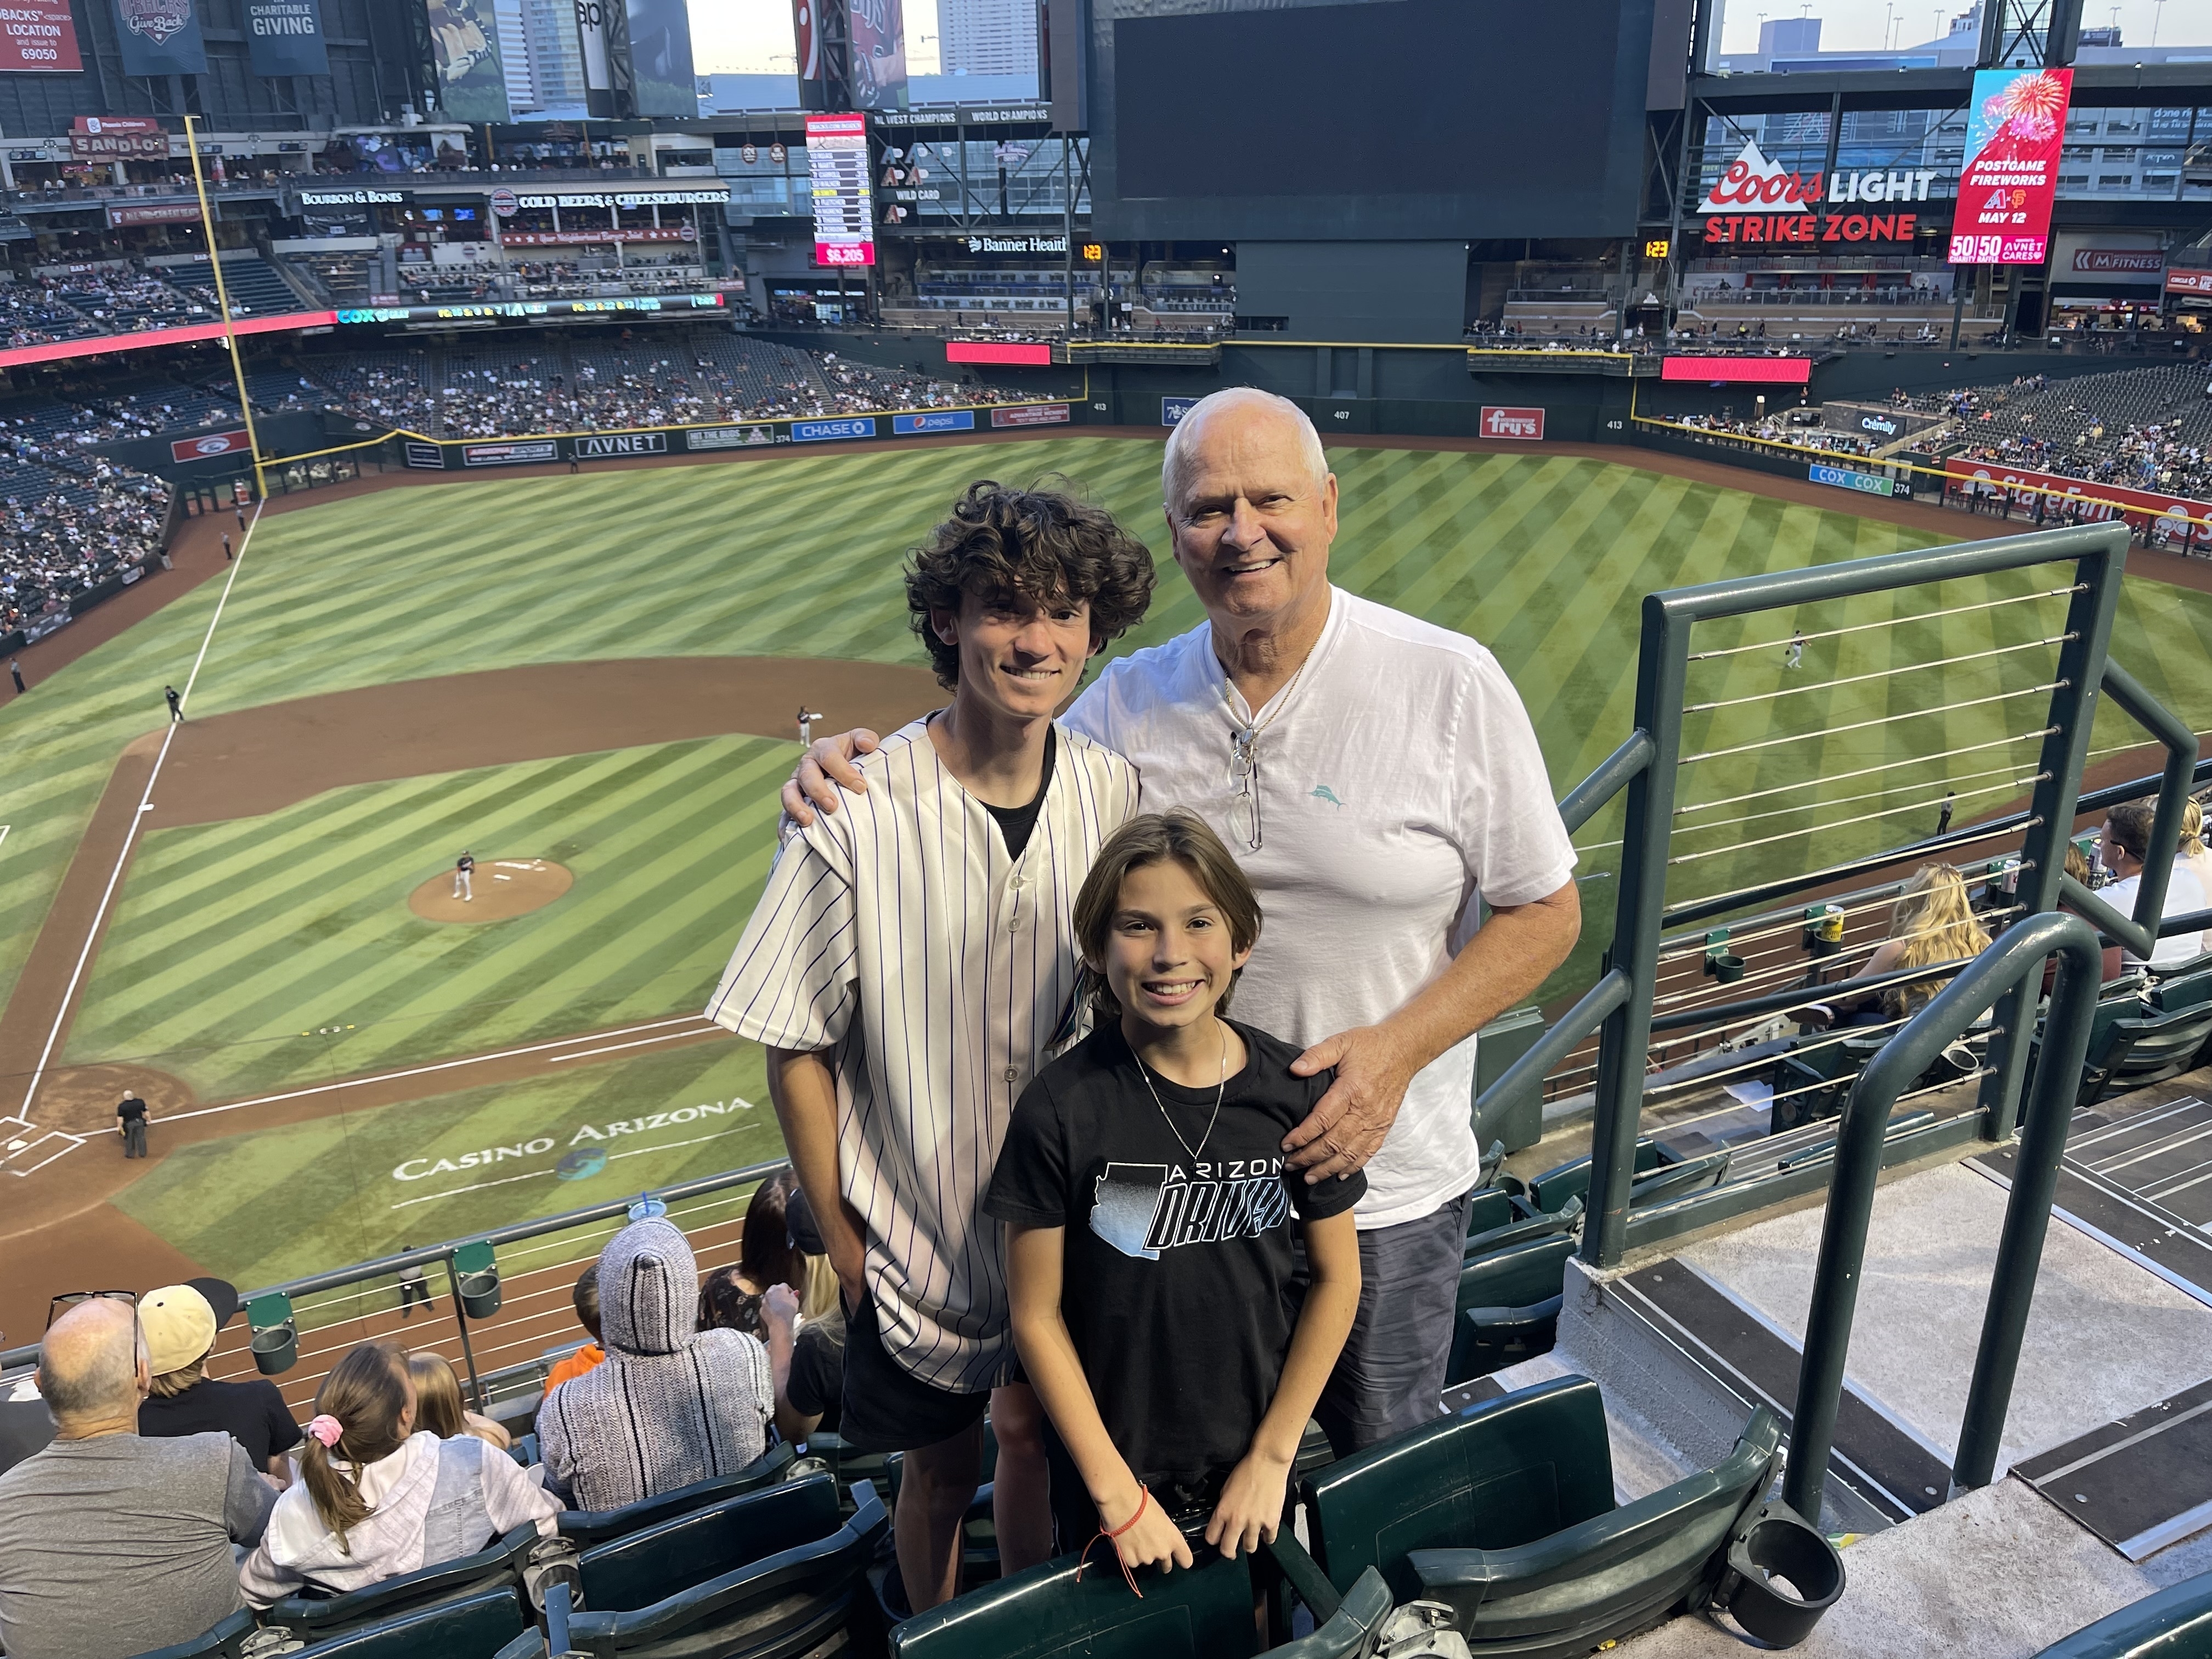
xmin=1133 ymin=1022 xmax=1229 ymax=1166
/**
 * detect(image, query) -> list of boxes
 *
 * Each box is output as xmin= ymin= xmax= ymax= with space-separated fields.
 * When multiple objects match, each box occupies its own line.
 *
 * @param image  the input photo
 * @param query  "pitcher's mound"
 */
xmin=410 ymin=859 xmax=573 ymax=923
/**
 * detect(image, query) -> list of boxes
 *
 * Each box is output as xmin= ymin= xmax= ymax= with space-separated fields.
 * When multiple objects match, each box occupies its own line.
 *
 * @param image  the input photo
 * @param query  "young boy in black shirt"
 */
xmin=985 ymin=811 xmax=1363 ymax=1582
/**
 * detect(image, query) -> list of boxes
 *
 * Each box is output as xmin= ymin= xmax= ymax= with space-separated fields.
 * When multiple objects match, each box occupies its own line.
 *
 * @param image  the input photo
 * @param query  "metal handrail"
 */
xmin=1785 ymin=910 xmax=2104 ymax=1517
xmin=0 ymin=1158 xmax=787 ymax=1374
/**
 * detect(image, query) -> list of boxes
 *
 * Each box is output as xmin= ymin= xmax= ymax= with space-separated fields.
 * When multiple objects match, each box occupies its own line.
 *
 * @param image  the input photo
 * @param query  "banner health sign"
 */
xmin=1950 ymin=66 xmax=2072 ymax=266
xmin=114 ymin=0 xmax=207 ymax=77
xmin=245 ymin=0 xmax=327 ymax=77
xmin=426 ymin=0 xmax=510 ymax=123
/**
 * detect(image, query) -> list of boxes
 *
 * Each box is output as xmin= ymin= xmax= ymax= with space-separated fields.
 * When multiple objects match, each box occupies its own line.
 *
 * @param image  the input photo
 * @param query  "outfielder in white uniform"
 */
xmin=708 ymin=481 xmax=1154 ymax=1612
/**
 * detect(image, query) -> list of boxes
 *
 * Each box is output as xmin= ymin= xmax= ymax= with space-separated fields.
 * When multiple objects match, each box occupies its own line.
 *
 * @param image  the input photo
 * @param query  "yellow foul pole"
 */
xmin=183 ymin=114 xmax=267 ymax=500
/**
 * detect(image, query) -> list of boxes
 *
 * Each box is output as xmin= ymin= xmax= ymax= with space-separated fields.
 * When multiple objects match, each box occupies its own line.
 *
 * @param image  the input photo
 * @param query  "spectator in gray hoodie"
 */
xmin=539 ymin=1216 xmax=774 ymax=1510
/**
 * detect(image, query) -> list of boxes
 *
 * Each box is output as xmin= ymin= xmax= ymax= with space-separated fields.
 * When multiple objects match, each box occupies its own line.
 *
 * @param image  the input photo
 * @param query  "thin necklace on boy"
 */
xmin=1135 ymin=1021 xmax=1228 ymax=1165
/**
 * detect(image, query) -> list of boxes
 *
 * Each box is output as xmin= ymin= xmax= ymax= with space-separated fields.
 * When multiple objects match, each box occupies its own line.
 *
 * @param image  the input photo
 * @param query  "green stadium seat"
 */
xmin=556 ymin=1439 xmax=794 ymax=1544
xmin=577 ymin=1471 xmax=842 ymax=1613
xmin=795 ymin=1429 xmax=894 ymax=1504
xmin=1447 ymin=1234 xmax=1576 ymax=1385
xmin=887 ymin=1544 xmax=1261 ymax=1659
xmin=292 ymin=1587 xmax=528 ymax=1659
xmin=1464 ymin=1186 xmax=1518 ymax=1239
xmin=128 ymin=1608 xmax=259 ymax=1659
xmin=2150 ymin=967 xmax=2212 ymax=1013
xmin=2104 ymin=1005 xmax=2212 ymax=1094
xmin=1627 ymin=1147 xmax=1732 ymax=1209
xmin=1266 ymin=1567 xmax=1394 ymax=1659
xmin=1303 ymin=1375 xmax=1801 ymax=1654
xmin=262 ymin=1522 xmax=537 ymax=1640
xmin=510 ymin=1479 xmax=888 ymax=1659
xmin=506 ymin=1431 xmax=539 ymax=1467
xmin=2030 ymin=1567 xmax=2212 ymax=1657
xmin=1464 ymin=1195 xmax=1581 ymax=1262
xmin=1523 ymin=1141 xmax=1660 ymax=1214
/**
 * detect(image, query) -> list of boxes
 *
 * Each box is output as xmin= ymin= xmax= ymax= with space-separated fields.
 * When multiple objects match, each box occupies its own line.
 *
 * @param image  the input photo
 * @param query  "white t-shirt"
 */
xmin=2105 ymin=865 xmax=2209 ymax=968
xmin=1064 ymin=588 xmax=1576 ymax=1229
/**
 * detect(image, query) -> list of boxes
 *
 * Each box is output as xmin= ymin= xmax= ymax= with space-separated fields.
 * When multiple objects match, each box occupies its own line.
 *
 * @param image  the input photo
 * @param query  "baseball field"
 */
xmin=5 ymin=429 xmax=2212 ymax=1338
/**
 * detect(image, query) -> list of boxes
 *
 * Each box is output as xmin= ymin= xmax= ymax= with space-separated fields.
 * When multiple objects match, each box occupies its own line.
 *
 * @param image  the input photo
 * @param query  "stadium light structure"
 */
xmin=182 ymin=115 xmax=268 ymax=503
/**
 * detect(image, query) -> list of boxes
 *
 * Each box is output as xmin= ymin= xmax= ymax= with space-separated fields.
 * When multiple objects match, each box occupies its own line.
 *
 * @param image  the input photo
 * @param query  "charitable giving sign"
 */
xmin=1949 ymin=66 xmax=2072 ymax=266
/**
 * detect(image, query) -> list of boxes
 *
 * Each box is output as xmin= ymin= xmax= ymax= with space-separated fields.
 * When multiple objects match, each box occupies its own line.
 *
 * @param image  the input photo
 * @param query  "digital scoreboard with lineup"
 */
xmin=805 ymin=114 xmax=876 ymax=268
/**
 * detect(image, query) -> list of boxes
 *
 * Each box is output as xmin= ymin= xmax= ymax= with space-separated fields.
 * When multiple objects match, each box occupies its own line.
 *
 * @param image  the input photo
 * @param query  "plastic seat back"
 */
xmin=1525 ymin=1142 xmax=1659 ymax=1214
xmin=578 ymin=1471 xmax=841 ymax=1614
xmin=295 ymin=1587 xmax=528 ymax=1659
xmin=1464 ymin=1187 xmax=1517 ymax=1239
xmin=565 ymin=1480 xmax=889 ymax=1659
xmin=2030 ymin=1566 xmax=2212 ymax=1657
xmin=1406 ymin=1407 xmax=1784 ymax=1651
xmin=2151 ymin=969 xmax=2212 ymax=1013
xmin=264 ymin=1524 xmax=535 ymax=1639
xmin=1628 ymin=1148 xmax=1731 ymax=1209
xmin=557 ymin=1440 xmax=795 ymax=1544
xmin=1302 ymin=1375 xmax=1616 ymax=1601
xmin=2106 ymin=1006 xmax=2212 ymax=1093
xmin=1464 ymin=1202 xmax=1578 ymax=1262
xmin=888 ymin=1544 xmax=1260 ymax=1659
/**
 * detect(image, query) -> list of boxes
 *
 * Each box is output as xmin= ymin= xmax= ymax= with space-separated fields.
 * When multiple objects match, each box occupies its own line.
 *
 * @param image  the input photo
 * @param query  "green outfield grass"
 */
xmin=60 ymin=734 xmax=792 ymax=1101
xmin=108 ymin=1037 xmax=776 ymax=1288
xmin=12 ymin=436 xmax=2212 ymax=1282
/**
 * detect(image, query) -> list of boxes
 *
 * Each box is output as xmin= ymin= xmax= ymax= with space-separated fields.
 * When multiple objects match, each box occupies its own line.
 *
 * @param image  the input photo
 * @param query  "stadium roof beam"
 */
xmin=1690 ymin=61 xmax=2212 ymax=115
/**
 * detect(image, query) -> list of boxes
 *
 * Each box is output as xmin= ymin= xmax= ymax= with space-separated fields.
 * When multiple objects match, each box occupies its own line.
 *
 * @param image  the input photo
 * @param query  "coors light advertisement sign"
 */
xmin=1696 ymin=139 xmax=1937 ymax=247
xmin=113 ymin=0 xmax=209 ymax=76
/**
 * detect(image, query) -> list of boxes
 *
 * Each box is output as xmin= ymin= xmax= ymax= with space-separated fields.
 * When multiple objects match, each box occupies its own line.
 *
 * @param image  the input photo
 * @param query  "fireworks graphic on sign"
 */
xmin=1980 ymin=70 xmax=2067 ymax=149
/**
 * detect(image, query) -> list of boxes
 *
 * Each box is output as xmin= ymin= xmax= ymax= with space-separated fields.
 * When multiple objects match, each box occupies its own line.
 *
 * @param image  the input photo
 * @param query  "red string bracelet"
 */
xmin=1075 ymin=1486 xmax=1152 ymax=1598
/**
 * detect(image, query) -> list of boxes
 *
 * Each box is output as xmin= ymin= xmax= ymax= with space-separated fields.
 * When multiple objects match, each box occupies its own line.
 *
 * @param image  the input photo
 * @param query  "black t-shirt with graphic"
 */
xmin=983 ymin=1019 xmax=1363 ymax=1492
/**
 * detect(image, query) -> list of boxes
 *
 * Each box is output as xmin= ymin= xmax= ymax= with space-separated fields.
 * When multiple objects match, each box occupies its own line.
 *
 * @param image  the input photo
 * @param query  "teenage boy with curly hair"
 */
xmin=708 ymin=479 xmax=1154 ymax=1611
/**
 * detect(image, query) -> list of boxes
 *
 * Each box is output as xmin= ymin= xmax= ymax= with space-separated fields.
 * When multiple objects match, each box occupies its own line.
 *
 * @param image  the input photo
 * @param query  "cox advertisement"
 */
xmin=1949 ymin=67 xmax=2072 ymax=266
xmin=1945 ymin=459 xmax=2210 ymax=552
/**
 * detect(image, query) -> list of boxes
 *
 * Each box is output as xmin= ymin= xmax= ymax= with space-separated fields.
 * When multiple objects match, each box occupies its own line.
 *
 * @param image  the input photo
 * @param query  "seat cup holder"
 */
xmin=249 ymin=1321 xmax=298 ymax=1376
xmin=1705 ymin=952 xmax=1747 ymax=984
xmin=1716 ymin=1502 xmax=1845 ymax=1647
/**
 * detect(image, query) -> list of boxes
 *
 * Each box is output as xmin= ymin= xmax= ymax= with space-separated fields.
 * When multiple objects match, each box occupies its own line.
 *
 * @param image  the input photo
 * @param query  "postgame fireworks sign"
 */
xmin=1949 ymin=67 xmax=2072 ymax=266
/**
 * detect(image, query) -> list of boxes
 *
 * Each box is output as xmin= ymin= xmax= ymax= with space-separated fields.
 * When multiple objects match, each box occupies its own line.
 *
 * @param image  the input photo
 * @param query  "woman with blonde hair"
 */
xmin=1815 ymin=864 xmax=1991 ymax=1026
xmin=405 ymin=1351 xmax=512 ymax=1451
xmin=239 ymin=1339 xmax=557 ymax=1605
xmin=2180 ymin=798 xmax=2212 ymax=956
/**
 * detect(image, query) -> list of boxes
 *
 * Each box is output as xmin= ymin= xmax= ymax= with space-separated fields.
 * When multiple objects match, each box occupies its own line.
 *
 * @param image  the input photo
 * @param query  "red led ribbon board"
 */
xmin=946 ymin=340 xmax=1052 ymax=366
xmin=1949 ymin=66 xmax=2072 ymax=266
xmin=1659 ymin=357 xmax=1812 ymax=385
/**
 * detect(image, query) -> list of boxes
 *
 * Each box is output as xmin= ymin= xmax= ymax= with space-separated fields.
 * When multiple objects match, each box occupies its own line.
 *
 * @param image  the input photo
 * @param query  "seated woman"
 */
xmin=239 ymin=1340 xmax=558 ymax=1606
xmin=405 ymin=1352 xmax=511 ymax=1452
xmin=1814 ymin=864 xmax=1992 ymax=1027
xmin=696 ymin=1172 xmax=798 ymax=1340
xmin=764 ymin=1186 xmax=847 ymax=1446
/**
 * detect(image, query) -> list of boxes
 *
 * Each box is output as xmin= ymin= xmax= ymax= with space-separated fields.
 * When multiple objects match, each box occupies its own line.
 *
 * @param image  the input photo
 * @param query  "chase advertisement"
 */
xmin=426 ymin=0 xmax=511 ymax=123
xmin=1949 ymin=66 xmax=2073 ymax=266
xmin=113 ymin=0 xmax=208 ymax=77
xmin=243 ymin=0 xmax=328 ymax=78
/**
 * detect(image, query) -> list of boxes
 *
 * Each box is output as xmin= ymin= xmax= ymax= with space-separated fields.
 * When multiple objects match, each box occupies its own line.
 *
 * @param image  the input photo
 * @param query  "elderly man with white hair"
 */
xmin=789 ymin=386 xmax=1579 ymax=1452
xmin=0 ymin=1294 xmax=277 ymax=1658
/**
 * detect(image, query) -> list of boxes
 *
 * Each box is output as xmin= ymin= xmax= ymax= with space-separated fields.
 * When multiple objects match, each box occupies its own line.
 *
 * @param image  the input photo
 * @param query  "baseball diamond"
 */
xmin=5 ymin=433 xmax=2212 ymax=1346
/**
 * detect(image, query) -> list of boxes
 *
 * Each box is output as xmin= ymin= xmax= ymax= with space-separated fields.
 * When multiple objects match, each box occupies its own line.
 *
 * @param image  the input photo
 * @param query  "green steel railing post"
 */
xmin=1977 ymin=525 xmax=2128 ymax=1141
xmin=1585 ymin=598 xmax=1692 ymax=1269
xmin=1784 ymin=911 xmax=2102 ymax=1522
xmin=1951 ymin=917 xmax=2106 ymax=1493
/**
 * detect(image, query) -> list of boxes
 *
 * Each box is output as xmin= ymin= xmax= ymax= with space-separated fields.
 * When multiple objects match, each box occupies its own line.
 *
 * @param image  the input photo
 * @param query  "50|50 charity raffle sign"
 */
xmin=1949 ymin=66 xmax=2073 ymax=266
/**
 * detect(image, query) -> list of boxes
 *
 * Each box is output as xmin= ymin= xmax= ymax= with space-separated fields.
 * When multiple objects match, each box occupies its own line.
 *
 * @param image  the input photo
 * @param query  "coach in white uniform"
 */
xmin=793 ymin=390 xmax=1580 ymax=1450
xmin=709 ymin=482 xmax=1151 ymax=1610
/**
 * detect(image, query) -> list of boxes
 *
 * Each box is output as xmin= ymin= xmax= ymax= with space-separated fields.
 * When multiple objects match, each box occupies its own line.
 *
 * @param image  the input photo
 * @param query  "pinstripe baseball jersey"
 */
xmin=706 ymin=717 xmax=1142 ymax=1393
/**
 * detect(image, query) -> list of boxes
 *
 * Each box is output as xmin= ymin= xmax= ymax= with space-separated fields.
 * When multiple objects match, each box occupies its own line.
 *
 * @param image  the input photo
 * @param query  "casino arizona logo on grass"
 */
xmin=390 ymin=1098 xmax=759 ymax=1182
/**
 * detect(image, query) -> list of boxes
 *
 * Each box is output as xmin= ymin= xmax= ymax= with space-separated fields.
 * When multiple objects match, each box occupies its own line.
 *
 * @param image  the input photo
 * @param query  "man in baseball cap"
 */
xmin=138 ymin=1281 xmax=302 ymax=1486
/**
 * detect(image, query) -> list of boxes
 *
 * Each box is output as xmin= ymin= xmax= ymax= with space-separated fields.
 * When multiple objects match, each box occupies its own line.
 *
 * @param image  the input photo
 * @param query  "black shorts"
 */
xmin=837 ymin=1293 xmax=993 ymax=1454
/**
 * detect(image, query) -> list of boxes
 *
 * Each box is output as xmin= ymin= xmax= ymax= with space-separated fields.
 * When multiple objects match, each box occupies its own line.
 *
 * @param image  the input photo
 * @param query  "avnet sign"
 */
xmin=574 ymin=431 xmax=668 ymax=459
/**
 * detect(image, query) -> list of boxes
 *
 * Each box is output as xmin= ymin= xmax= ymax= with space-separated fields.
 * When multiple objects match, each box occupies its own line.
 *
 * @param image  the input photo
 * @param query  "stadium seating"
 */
xmin=262 ymin=1521 xmax=540 ymax=1640
xmin=494 ymin=1479 xmax=888 ymax=1659
xmin=281 ymin=1588 xmax=530 ymax=1659
xmin=1448 ymin=1233 xmax=1577 ymax=1384
xmin=1300 ymin=1375 xmax=1828 ymax=1655
xmin=573 ymin=1471 xmax=841 ymax=1612
xmin=554 ymin=1440 xmax=793 ymax=1544
xmin=2030 ymin=1567 xmax=2212 ymax=1656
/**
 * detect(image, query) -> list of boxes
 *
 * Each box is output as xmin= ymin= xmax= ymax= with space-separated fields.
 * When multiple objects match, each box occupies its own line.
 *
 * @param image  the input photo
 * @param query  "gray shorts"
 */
xmin=1314 ymin=1187 xmax=1474 ymax=1456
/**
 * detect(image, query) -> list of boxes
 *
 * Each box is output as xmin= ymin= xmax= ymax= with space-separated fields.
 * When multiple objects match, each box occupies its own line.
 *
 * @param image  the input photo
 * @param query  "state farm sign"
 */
xmin=1481 ymin=406 xmax=1545 ymax=441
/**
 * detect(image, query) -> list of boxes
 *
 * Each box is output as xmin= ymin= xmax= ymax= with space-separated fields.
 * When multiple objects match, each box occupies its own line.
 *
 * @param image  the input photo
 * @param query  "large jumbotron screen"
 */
xmin=1091 ymin=0 xmax=1656 ymax=241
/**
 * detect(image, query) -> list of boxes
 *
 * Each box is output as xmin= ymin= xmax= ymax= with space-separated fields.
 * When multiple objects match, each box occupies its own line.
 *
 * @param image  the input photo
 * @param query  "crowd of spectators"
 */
xmin=1653 ymin=410 xmax=1881 ymax=456
xmin=1903 ymin=364 xmax=2212 ymax=499
xmin=0 ymin=462 xmax=170 ymax=632
xmin=0 ymin=1183 xmax=834 ymax=1657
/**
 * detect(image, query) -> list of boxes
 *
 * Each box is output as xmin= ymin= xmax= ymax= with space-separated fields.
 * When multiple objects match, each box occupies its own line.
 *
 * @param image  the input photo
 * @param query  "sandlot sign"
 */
xmin=391 ymin=1099 xmax=758 ymax=1182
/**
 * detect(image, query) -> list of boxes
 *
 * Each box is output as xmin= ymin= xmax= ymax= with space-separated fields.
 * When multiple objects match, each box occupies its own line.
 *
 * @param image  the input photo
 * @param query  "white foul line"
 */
xmin=547 ymin=1025 xmax=719 ymax=1064
xmin=150 ymin=1014 xmax=723 ymax=1127
xmin=15 ymin=501 xmax=264 ymax=1126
